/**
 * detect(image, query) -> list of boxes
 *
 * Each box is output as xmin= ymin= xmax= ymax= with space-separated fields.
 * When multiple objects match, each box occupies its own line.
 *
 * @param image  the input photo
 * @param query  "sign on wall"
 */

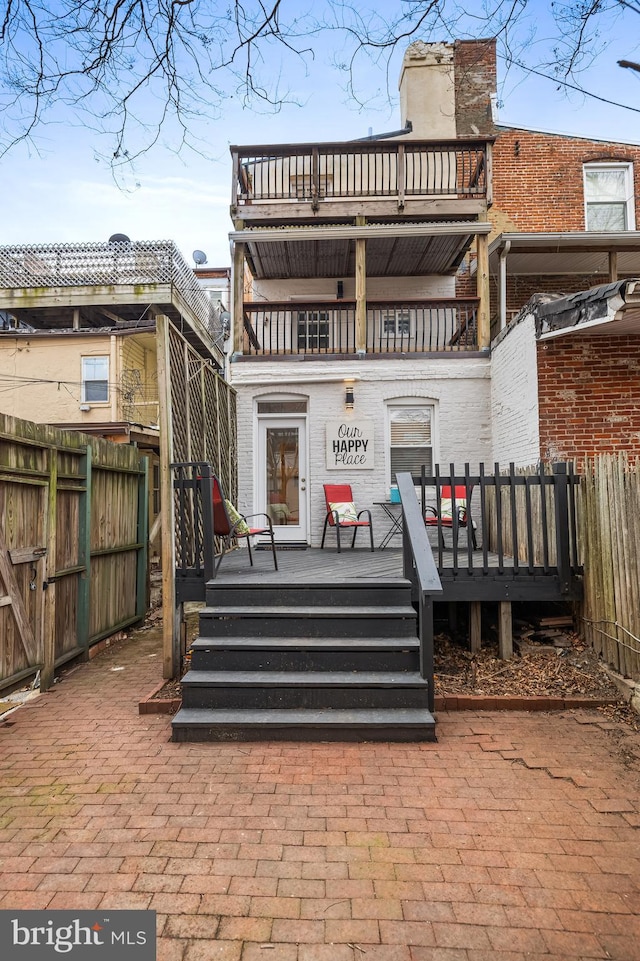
xmin=326 ymin=419 xmax=375 ymax=469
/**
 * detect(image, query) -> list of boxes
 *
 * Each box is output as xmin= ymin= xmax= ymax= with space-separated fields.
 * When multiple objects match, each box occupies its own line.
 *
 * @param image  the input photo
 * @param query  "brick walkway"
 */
xmin=1 ymin=629 xmax=639 ymax=961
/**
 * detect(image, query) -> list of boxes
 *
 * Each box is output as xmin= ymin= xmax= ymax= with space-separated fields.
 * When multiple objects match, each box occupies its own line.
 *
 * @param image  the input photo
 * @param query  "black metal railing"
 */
xmin=232 ymin=139 xmax=490 ymax=206
xmin=242 ymin=299 xmax=479 ymax=356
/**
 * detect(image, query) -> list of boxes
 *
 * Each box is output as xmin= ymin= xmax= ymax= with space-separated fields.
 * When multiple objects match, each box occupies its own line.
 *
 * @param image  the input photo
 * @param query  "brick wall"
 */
xmin=537 ymin=332 xmax=640 ymax=463
xmin=453 ymin=39 xmax=497 ymax=138
xmin=233 ymin=356 xmax=492 ymax=546
xmin=492 ymin=127 xmax=640 ymax=233
xmin=490 ymin=314 xmax=540 ymax=467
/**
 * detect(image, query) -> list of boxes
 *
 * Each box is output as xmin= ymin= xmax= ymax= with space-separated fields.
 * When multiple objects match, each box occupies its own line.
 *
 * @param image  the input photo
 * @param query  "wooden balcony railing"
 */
xmin=232 ymin=140 xmax=490 ymax=207
xmin=242 ymin=299 xmax=479 ymax=356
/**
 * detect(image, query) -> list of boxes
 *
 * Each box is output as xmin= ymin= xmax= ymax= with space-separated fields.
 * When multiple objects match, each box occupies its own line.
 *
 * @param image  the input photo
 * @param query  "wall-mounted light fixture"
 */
xmin=337 ymin=280 xmax=344 ymax=300
xmin=344 ymin=380 xmax=355 ymax=410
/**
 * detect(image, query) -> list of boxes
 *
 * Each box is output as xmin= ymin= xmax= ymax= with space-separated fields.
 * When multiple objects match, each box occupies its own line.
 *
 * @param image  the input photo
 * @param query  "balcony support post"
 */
xmin=476 ymin=231 xmax=490 ymax=349
xmin=232 ymin=232 xmax=246 ymax=356
xmin=355 ymin=215 xmax=367 ymax=355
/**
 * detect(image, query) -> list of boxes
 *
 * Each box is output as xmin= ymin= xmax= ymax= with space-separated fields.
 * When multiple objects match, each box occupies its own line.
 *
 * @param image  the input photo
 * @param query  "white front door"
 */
xmin=257 ymin=417 xmax=308 ymax=543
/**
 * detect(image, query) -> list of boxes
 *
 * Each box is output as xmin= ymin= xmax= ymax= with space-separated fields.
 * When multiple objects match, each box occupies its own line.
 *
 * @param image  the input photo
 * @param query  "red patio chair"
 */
xmin=212 ymin=476 xmax=278 ymax=572
xmin=321 ymin=483 xmax=374 ymax=552
xmin=425 ymin=485 xmax=477 ymax=550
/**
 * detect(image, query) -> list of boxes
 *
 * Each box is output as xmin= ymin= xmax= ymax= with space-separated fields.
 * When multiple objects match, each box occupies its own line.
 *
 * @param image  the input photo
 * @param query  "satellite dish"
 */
xmin=193 ymin=249 xmax=208 ymax=265
xmin=109 ymin=233 xmax=131 ymax=243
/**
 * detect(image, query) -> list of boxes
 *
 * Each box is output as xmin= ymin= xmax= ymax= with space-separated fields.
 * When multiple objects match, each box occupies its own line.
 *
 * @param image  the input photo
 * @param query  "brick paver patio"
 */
xmin=0 ymin=628 xmax=639 ymax=961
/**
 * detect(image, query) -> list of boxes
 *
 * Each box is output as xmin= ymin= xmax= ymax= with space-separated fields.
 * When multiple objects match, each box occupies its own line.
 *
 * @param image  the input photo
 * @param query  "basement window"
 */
xmin=584 ymin=163 xmax=635 ymax=231
xmin=82 ymin=356 xmax=109 ymax=403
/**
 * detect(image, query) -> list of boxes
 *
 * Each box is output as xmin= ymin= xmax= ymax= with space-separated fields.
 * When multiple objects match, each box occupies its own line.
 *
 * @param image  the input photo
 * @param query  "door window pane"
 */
xmin=266 ymin=427 xmax=300 ymax=525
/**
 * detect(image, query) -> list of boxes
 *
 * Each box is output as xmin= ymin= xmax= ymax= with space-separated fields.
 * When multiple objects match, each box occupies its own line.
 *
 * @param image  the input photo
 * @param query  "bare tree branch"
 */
xmin=0 ymin=0 xmax=636 ymax=169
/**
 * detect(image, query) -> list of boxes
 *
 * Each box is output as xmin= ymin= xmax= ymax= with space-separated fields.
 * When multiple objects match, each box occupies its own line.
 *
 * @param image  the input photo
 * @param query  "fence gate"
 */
xmin=0 ymin=413 xmax=148 ymax=694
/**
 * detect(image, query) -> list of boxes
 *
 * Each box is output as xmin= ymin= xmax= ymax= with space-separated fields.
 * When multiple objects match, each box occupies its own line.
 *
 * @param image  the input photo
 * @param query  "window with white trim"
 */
xmin=388 ymin=405 xmax=433 ymax=483
xmin=82 ymin=356 xmax=109 ymax=403
xmin=381 ymin=309 xmax=411 ymax=338
xmin=584 ymin=163 xmax=635 ymax=231
xmin=297 ymin=311 xmax=329 ymax=350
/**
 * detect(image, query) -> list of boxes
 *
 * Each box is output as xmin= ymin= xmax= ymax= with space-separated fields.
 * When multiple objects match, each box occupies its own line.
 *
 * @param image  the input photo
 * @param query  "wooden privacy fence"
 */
xmin=0 ymin=413 xmax=148 ymax=693
xmin=580 ymin=453 xmax=640 ymax=680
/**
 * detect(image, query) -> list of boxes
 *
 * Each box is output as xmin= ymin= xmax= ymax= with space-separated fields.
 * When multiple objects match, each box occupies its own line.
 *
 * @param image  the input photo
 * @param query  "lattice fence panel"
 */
xmin=168 ymin=328 xmax=189 ymax=463
xmin=167 ymin=322 xmax=236 ymax=570
xmin=188 ymin=357 xmax=205 ymax=464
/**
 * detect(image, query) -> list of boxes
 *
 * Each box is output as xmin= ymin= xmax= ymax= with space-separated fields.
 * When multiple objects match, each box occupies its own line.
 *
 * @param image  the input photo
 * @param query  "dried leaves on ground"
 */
xmin=435 ymin=631 xmax=620 ymax=699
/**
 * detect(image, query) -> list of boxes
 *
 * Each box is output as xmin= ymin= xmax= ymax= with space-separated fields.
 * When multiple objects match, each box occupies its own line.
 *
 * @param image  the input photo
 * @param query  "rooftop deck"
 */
xmin=0 ymin=241 xmax=224 ymax=361
xmin=230 ymin=138 xmax=492 ymax=223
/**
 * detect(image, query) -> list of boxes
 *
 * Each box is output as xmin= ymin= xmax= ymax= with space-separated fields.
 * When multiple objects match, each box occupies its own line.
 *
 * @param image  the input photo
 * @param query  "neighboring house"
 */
xmin=492 ymin=280 xmax=640 ymax=465
xmin=0 ymin=240 xmax=227 ymax=557
xmin=227 ymin=38 xmax=640 ymax=544
xmin=486 ymin=108 xmax=640 ymax=465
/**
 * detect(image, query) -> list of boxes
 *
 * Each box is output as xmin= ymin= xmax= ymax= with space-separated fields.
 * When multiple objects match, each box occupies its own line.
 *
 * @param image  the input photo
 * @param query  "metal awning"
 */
xmin=230 ymin=222 xmax=493 ymax=280
xmin=488 ymin=231 xmax=640 ymax=277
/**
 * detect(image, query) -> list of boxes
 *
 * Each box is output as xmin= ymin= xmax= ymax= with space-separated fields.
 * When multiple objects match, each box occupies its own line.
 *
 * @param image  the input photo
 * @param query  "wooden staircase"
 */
xmin=171 ymin=578 xmax=436 ymax=742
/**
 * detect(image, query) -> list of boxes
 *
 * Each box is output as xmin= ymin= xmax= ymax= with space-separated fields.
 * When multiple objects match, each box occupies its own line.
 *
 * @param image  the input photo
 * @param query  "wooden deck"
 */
xmin=204 ymin=541 xmax=581 ymax=605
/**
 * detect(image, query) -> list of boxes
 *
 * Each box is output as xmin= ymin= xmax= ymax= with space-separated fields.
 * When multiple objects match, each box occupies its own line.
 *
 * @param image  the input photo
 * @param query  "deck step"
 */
xmin=190 ymin=636 xmax=420 ymax=672
xmin=205 ymin=581 xmax=412 ymax=608
xmin=191 ymin=636 xmax=420 ymax=650
xmin=171 ymin=707 xmax=437 ymax=743
xmin=200 ymin=605 xmax=417 ymax=638
xmin=180 ymin=670 xmax=429 ymax=710
xmin=173 ymin=575 xmax=433 ymax=743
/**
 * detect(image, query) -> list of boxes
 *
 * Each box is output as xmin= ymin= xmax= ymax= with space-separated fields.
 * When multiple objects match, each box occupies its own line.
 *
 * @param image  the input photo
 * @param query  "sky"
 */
xmin=2 ymin=1 xmax=640 ymax=268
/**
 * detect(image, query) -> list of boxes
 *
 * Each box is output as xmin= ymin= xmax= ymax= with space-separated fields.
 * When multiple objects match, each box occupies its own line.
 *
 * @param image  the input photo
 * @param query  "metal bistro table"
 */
xmin=375 ymin=501 xmax=403 ymax=550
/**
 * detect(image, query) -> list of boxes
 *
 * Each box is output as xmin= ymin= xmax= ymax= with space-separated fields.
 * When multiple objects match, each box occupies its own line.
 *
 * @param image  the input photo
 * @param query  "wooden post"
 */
xmin=77 ymin=445 xmax=92 ymax=658
xmin=355 ymin=216 xmax=367 ymax=354
xmin=469 ymin=601 xmax=482 ymax=653
xmin=498 ymin=601 xmax=513 ymax=659
xmin=232 ymin=232 xmax=246 ymax=357
xmin=476 ymin=232 xmax=490 ymax=349
xmin=553 ymin=462 xmax=571 ymax=595
xmin=156 ymin=314 xmax=178 ymax=679
xmin=41 ymin=446 xmax=58 ymax=690
xmin=136 ymin=457 xmax=149 ymax=620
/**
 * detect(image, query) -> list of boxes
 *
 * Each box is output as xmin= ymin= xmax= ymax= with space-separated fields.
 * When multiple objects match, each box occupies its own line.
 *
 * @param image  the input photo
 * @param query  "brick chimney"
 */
xmin=398 ymin=38 xmax=497 ymax=140
xmin=453 ymin=39 xmax=497 ymax=138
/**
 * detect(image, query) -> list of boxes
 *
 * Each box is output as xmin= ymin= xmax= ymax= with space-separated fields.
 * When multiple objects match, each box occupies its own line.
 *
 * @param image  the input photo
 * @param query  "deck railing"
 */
xmin=0 ymin=241 xmax=220 ymax=344
xmin=242 ymin=298 xmax=479 ymax=355
xmin=396 ymin=472 xmax=442 ymax=713
xmin=413 ymin=463 xmax=581 ymax=582
xmin=232 ymin=139 xmax=490 ymax=206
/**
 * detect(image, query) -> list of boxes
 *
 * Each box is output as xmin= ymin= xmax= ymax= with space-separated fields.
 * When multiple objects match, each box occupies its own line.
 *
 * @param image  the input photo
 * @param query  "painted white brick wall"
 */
xmin=251 ymin=275 xmax=455 ymax=301
xmin=232 ymin=355 xmax=491 ymax=547
xmin=490 ymin=314 xmax=541 ymax=467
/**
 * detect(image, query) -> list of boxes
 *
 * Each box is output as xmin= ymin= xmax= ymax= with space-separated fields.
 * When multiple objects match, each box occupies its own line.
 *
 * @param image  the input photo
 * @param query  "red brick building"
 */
xmin=465 ymin=39 xmax=640 ymax=465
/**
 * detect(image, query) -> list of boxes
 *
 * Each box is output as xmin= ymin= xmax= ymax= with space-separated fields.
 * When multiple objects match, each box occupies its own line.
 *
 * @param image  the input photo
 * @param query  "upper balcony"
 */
xmin=230 ymin=139 xmax=492 ymax=225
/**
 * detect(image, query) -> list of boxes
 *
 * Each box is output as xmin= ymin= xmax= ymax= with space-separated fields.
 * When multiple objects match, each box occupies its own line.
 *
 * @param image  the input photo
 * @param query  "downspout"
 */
xmin=499 ymin=239 xmax=511 ymax=331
